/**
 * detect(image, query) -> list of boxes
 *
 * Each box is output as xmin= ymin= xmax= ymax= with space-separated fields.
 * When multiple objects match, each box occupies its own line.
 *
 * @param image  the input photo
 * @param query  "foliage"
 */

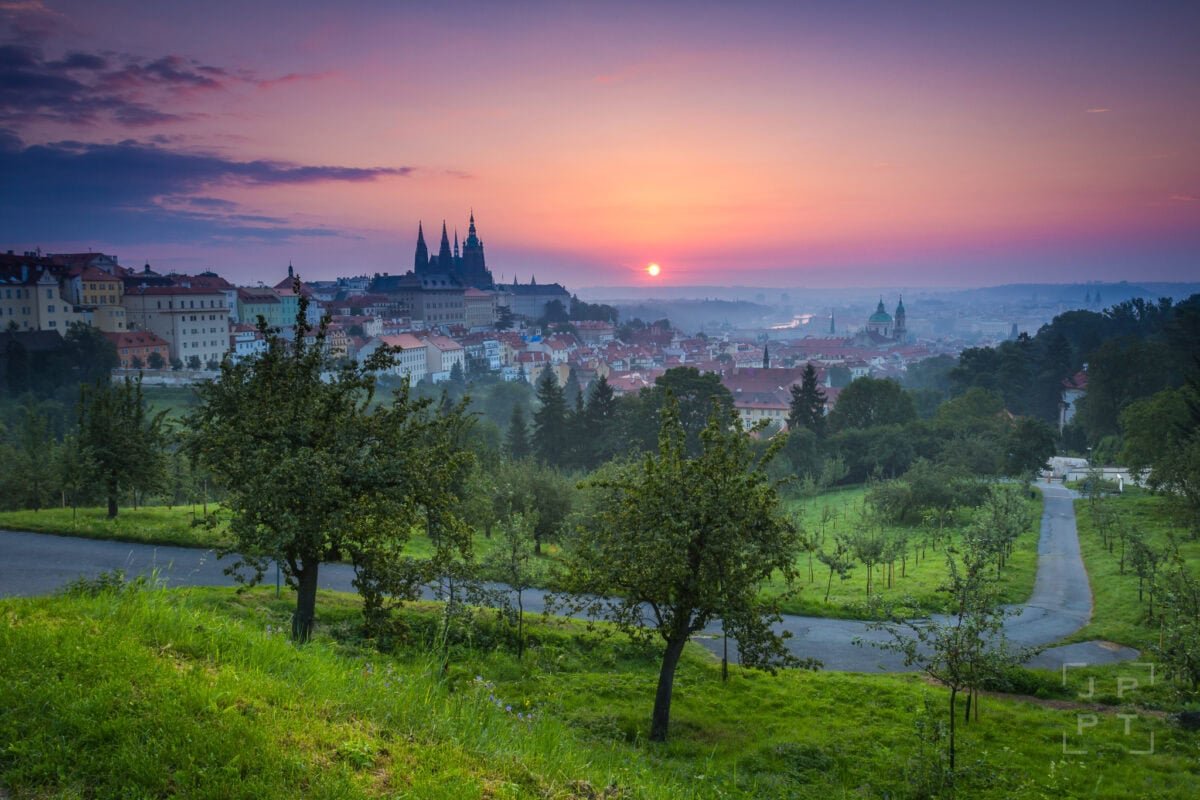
xmin=532 ymin=367 xmax=568 ymax=466
xmin=827 ymin=376 xmax=916 ymax=432
xmin=78 ymin=376 xmax=167 ymax=518
xmin=185 ymin=291 xmax=472 ymax=641
xmin=787 ymin=363 xmax=826 ymax=437
xmin=562 ymin=396 xmax=801 ymax=741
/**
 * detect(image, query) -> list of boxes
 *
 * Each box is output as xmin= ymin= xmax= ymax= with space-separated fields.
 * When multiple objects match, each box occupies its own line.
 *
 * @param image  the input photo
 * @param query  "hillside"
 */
xmin=1 ymin=583 xmax=1196 ymax=799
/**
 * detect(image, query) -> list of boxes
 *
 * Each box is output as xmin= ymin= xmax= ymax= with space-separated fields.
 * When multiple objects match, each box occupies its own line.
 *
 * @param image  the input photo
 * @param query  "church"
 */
xmin=859 ymin=297 xmax=907 ymax=344
xmin=413 ymin=212 xmax=495 ymax=290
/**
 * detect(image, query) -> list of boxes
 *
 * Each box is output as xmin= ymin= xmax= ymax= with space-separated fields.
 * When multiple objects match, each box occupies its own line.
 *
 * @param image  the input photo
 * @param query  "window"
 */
xmin=48 ymin=321 xmax=56 ymax=327
xmin=46 ymin=289 xmax=53 ymax=298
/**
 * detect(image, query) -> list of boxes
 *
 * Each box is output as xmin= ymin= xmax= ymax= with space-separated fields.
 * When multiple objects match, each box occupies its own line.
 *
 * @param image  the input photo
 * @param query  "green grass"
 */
xmin=1069 ymin=491 xmax=1200 ymax=650
xmin=2 ymin=584 xmax=1195 ymax=799
xmin=769 ymin=487 xmax=1042 ymax=618
xmin=0 ymin=486 xmax=1039 ymax=623
xmin=0 ymin=504 xmax=232 ymax=548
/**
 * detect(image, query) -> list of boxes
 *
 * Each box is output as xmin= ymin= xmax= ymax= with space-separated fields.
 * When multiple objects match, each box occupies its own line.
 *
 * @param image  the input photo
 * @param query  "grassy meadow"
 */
xmin=1 ymin=583 xmax=1195 ymax=799
xmin=0 ymin=484 xmax=1039 ymax=622
xmin=1069 ymin=490 xmax=1200 ymax=650
xmin=769 ymin=486 xmax=1042 ymax=618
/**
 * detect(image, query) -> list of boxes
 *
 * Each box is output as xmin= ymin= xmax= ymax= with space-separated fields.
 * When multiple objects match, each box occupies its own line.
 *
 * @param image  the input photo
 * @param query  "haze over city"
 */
xmin=2 ymin=0 xmax=1197 ymax=288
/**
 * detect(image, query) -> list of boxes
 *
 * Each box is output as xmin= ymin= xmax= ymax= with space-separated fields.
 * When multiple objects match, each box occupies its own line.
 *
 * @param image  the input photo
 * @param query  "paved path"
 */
xmin=0 ymin=482 xmax=1138 ymax=672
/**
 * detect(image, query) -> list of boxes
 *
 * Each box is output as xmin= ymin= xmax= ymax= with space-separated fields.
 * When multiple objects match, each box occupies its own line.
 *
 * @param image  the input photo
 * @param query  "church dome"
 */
xmin=868 ymin=299 xmax=892 ymax=324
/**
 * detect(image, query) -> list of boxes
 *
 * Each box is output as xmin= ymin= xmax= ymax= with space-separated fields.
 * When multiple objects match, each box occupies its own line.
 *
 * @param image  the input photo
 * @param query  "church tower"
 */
xmin=459 ymin=209 xmax=494 ymax=289
xmin=894 ymin=296 xmax=907 ymax=342
xmin=414 ymin=222 xmax=429 ymax=273
xmin=436 ymin=221 xmax=453 ymax=271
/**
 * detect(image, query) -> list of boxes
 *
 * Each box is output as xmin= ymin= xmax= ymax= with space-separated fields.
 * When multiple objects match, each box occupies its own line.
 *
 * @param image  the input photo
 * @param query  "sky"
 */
xmin=1 ymin=0 xmax=1197 ymax=289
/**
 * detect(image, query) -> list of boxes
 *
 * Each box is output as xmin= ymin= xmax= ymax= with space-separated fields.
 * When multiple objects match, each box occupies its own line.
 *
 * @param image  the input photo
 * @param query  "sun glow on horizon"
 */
xmin=647 ymin=262 xmax=661 ymax=277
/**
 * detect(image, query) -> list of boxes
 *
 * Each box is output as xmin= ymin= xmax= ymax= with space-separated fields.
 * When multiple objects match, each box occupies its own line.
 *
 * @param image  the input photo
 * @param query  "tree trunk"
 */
xmin=650 ymin=632 xmax=689 ymax=742
xmin=107 ymin=493 xmax=118 ymax=519
xmin=516 ymin=588 xmax=524 ymax=659
xmin=292 ymin=563 xmax=319 ymax=643
xmin=948 ymin=687 xmax=957 ymax=771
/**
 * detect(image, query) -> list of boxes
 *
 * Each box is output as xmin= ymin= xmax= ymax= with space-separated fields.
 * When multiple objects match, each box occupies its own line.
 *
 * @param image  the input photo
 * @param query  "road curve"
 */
xmin=0 ymin=482 xmax=1138 ymax=672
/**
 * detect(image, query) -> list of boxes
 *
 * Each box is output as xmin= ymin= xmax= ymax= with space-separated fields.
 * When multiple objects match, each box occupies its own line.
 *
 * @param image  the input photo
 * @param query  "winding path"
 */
xmin=0 ymin=482 xmax=1138 ymax=672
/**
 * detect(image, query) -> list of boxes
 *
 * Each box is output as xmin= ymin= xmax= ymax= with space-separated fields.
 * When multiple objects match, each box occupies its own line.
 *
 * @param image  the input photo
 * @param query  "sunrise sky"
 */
xmin=1 ymin=0 xmax=1197 ymax=288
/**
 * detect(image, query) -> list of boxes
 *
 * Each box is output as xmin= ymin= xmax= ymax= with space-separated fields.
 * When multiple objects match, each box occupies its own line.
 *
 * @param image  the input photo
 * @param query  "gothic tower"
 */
xmin=894 ymin=296 xmax=907 ymax=342
xmin=459 ymin=210 xmax=494 ymax=289
xmin=436 ymin=221 xmax=453 ymax=271
xmin=414 ymin=222 xmax=429 ymax=273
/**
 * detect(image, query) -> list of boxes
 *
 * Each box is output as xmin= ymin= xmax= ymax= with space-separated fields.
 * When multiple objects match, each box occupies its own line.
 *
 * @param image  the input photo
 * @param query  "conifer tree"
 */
xmin=532 ymin=367 xmax=568 ymax=466
xmin=506 ymin=405 xmax=531 ymax=459
xmin=788 ymin=362 xmax=827 ymax=436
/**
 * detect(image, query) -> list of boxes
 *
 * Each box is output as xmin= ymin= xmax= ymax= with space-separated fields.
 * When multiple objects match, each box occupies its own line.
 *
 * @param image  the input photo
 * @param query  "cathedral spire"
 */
xmin=437 ymin=220 xmax=452 ymax=270
xmin=454 ymin=228 xmax=460 ymax=258
xmin=414 ymin=221 xmax=429 ymax=272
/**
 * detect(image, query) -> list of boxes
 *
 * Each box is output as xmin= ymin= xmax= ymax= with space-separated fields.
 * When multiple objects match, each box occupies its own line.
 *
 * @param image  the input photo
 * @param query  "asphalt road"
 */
xmin=0 ymin=482 xmax=1138 ymax=672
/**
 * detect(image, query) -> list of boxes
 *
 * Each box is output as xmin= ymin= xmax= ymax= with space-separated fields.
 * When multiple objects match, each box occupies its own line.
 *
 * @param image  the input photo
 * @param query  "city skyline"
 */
xmin=1 ymin=0 xmax=1197 ymax=288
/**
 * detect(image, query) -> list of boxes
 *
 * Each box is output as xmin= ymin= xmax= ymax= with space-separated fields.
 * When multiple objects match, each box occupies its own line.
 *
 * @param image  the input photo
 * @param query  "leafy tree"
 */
xmin=828 ymin=376 xmax=916 ymax=432
xmin=532 ymin=368 xmax=568 ymax=466
xmin=129 ymin=356 xmax=144 ymax=370
xmin=1154 ymin=550 xmax=1200 ymax=695
xmin=147 ymin=351 xmax=165 ymax=370
xmin=870 ymin=533 xmax=1030 ymax=772
xmin=56 ymin=431 xmax=93 ymax=522
xmin=1004 ymin=417 xmax=1056 ymax=477
xmin=186 ymin=355 xmax=201 ymax=370
xmin=483 ymin=511 xmax=538 ymax=658
xmin=9 ymin=404 xmax=56 ymax=510
xmin=78 ymin=376 xmax=167 ymax=518
xmin=563 ymin=397 xmax=801 ymax=741
xmin=817 ymin=534 xmax=855 ymax=602
xmin=787 ymin=363 xmax=826 ymax=437
xmin=626 ymin=367 xmax=735 ymax=455
xmin=506 ymin=405 xmax=531 ymax=460
xmin=494 ymin=458 xmax=573 ymax=555
xmin=186 ymin=295 xmax=471 ymax=642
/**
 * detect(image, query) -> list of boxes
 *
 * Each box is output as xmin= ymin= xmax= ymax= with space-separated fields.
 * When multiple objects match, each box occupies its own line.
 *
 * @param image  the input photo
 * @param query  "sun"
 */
xmin=646 ymin=262 xmax=661 ymax=277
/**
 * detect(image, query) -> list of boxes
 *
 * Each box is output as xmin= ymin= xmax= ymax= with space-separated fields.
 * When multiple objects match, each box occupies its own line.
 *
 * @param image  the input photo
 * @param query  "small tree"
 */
xmin=56 ymin=432 xmax=93 ymax=523
xmin=483 ymin=511 xmax=538 ymax=658
xmin=129 ymin=355 xmax=144 ymax=370
xmin=817 ymin=534 xmax=855 ymax=602
xmin=1154 ymin=548 xmax=1200 ymax=696
xmin=186 ymin=355 xmax=201 ymax=370
xmin=870 ymin=535 xmax=1030 ymax=773
xmin=147 ymin=351 xmax=165 ymax=370
xmin=563 ymin=396 xmax=802 ymax=741
xmin=78 ymin=376 xmax=167 ymax=518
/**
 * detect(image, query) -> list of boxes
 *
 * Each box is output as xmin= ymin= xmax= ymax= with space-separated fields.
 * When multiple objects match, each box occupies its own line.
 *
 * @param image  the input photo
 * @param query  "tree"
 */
xmin=129 ymin=355 xmax=144 ymax=370
xmin=78 ymin=376 xmax=167 ymax=518
xmin=483 ymin=511 xmax=538 ymax=658
xmin=1003 ymin=417 xmax=1056 ymax=477
xmin=448 ymin=360 xmax=465 ymax=384
xmin=627 ymin=367 xmax=735 ymax=455
xmin=787 ymin=363 xmax=826 ymax=437
xmin=147 ymin=351 xmax=165 ymax=370
xmin=563 ymin=396 xmax=801 ymax=741
xmin=10 ymin=404 xmax=56 ymax=510
xmin=828 ymin=376 xmax=916 ymax=432
xmin=186 ymin=291 xmax=471 ymax=642
xmin=186 ymin=355 xmax=201 ymax=370
xmin=532 ymin=367 xmax=568 ymax=466
xmin=506 ymin=405 xmax=531 ymax=459
xmin=581 ymin=374 xmax=619 ymax=468
xmin=870 ymin=533 xmax=1030 ymax=773
xmin=1154 ymin=550 xmax=1200 ymax=695
xmin=56 ymin=432 xmax=93 ymax=522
